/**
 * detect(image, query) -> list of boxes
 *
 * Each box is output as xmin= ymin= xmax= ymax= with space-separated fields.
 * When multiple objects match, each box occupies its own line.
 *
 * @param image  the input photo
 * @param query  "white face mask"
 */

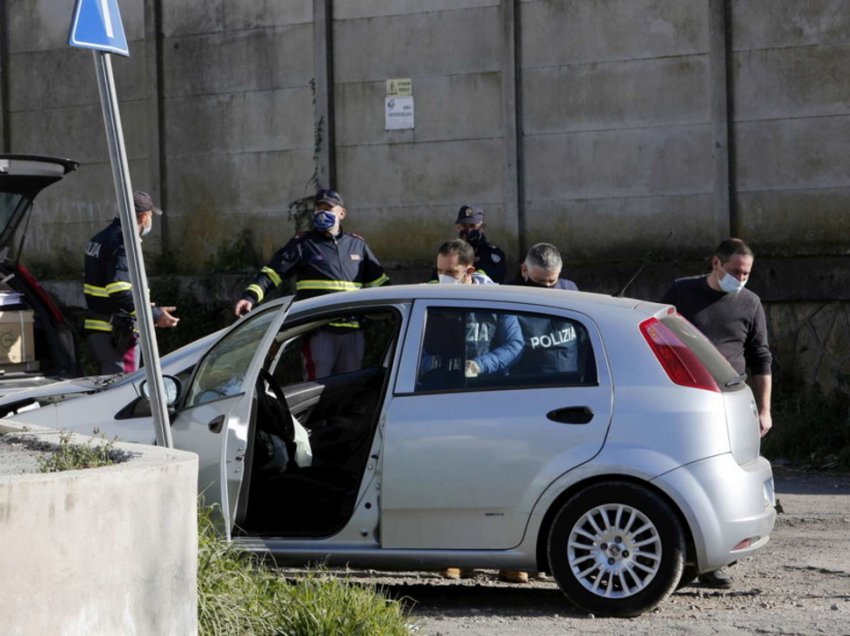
xmin=718 ymin=269 xmax=745 ymax=294
xmin=438 ymin=274 xmax=462 ymax=285
xmin=139 ymin=214 xmax=153 ymax=237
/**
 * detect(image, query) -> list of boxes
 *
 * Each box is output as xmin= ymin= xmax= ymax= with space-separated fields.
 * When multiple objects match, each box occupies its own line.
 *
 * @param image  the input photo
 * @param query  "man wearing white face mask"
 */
xmin=662 ymin=237 xmax=772 ymax=589
xmin=83 ymin=191 xmax=179 ymax=374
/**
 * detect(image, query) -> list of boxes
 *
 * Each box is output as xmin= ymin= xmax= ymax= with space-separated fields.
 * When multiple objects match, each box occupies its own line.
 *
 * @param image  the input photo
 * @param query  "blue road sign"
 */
xmin=68 ymin=0 xmax=129 ymax=57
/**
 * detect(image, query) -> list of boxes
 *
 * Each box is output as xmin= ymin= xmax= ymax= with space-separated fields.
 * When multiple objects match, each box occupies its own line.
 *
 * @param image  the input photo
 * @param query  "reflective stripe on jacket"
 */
xmin=83 ymin=218 xmax=136 ymax=333
xmin=240 ymin=228 xmax=389 ymax=305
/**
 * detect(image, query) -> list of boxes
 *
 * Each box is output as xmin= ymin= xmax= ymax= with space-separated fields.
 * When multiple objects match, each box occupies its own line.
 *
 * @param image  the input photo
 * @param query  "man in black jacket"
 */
xmin=454 ymin=204 xmax=507 ymax=283
xmin=83 ymin=191 xmax=179 ymax=374
xmin=234 ymin=189 xmax=389 ymax=379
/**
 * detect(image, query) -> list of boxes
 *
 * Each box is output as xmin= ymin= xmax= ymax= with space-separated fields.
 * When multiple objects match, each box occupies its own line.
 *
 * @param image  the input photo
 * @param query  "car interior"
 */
xmin=234 ymin=308 xmax=401 ymax=538
xmin=416 ymin=307 xmax=597 ymax=393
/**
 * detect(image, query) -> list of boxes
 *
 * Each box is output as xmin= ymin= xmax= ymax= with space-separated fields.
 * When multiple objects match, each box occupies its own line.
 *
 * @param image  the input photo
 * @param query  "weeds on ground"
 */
xmin=763 ymin=383 xmax=850 ymax=472
xmin=37 ymin=432 xmax=122 ymax=472
xmin=197 ymin=506 xmax=411 ymax=636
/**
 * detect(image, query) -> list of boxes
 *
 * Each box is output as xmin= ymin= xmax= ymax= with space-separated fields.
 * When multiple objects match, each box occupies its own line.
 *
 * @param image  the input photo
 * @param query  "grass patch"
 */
xmin=37 ymin=432 xmax=124 ymax=473
xmin=197 ymin=506 xmax=411 ymax=635
xmin=763 ymin=382 xmax=850 ymax=471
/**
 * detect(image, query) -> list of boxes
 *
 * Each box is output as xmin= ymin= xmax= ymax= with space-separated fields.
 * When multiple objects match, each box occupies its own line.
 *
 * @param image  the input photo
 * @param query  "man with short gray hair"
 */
xmin=514 ymin=243 xmax=578 ymax=291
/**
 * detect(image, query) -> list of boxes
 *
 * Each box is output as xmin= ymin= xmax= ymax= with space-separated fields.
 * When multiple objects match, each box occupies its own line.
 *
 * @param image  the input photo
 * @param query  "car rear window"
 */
xmin=659 ymin=313 xmax=742 ymax=390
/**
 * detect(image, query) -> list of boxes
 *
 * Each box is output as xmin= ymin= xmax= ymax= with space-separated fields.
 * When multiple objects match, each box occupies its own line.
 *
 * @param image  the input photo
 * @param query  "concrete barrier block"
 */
xmin=0 ymin=421 xmax=199 ymax=636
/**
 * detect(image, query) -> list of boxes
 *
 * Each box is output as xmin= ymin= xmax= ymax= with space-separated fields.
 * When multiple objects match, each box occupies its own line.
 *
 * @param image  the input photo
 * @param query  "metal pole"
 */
xmin=93 ymin=50 xmax=173 ymax=448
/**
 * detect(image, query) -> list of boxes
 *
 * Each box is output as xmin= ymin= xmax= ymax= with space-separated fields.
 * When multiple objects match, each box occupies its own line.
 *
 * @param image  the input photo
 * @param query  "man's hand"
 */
xmin=464 ymin=360 xmax=480 ymax=378
xmin=154 ymin=306 xmax=179 ymax=328
xmin=759 ymin=410 xmax=772 ymax=438
xmin=752 ymin=374 xmax=772 ymax=438
xmin=234 ymin=299 xmax=253 ymax=317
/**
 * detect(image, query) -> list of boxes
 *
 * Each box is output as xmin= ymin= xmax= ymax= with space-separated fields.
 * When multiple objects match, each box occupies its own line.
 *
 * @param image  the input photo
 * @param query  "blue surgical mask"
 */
xmin=718 ymin=270 xmax=745 ymax=294
xmin=313 ymin=210 xmax=336 ymax=232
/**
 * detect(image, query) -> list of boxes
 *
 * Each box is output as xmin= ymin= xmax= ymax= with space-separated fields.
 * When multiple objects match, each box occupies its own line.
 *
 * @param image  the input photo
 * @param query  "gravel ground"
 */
xmin=4 ymin=434 xmax=846 ymax=634
xmin=306 ymin=468 xmax=850 ymax=635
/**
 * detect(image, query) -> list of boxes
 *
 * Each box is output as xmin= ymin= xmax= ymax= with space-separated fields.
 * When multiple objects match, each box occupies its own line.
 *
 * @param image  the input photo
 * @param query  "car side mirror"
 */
xmin=138 ymin=375 xmax=182 ymax=408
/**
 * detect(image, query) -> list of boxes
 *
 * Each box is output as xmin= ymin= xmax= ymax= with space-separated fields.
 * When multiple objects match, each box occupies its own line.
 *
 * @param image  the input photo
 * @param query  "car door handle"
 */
xmin=547 ymin=406 xmax=594 ymax=425
xmin=208 ymin=414 xmax=226 ymax=434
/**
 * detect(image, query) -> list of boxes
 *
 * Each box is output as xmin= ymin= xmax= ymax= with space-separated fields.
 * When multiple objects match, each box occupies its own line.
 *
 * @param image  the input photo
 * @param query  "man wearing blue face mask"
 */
xmin=235 ymin=189 xmax=389 ymax=378
xmin=662 ymin=237 xmax=772 ymax=589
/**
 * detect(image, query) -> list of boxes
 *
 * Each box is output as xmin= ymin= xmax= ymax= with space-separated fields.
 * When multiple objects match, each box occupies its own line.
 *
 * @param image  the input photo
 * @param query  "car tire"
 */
xmin=547 ymin=481 xmax=685 ymax=617
xmin=676 ymin=564 xmax=698 ymax=589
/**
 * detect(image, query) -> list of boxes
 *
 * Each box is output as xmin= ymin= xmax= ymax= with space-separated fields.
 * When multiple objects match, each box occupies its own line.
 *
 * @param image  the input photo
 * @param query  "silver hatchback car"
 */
xmin=7 ymin=284 xmax=776 ymax=616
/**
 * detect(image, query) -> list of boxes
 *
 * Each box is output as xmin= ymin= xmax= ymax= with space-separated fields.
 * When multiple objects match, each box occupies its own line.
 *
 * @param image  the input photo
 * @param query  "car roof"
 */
xmin=285 ymin=284 xmax=667 ymax=318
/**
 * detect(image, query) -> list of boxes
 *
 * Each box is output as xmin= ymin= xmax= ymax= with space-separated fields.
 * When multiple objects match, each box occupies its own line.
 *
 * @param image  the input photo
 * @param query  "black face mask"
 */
xmin=459 ymin=228 xmax=484 ymax=245
xmin=522 ymin=276 xmax=550 ymax=289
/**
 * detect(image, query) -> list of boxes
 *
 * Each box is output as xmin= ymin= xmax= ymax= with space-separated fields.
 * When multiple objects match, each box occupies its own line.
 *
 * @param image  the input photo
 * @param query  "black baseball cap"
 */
xmin=133 ymin=191 xmax=162 ymax=215
xmin=315 ymin=189 xmax=344 ymax=208
xmin=455 ymin=204 xmax=485 ymax=225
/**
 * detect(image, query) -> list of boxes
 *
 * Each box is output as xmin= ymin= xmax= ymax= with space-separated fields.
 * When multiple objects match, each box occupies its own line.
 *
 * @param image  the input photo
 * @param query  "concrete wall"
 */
xmin=522 ymin=0 xmax=717 ymax=261
xmin=3 ymin=2 xmax=850 ymax=318
xmin=2 ymin=0 xmax=849 ymax=277
xmin=0 ymin=421 xmax=198 ymax=635
xmin=730 ymin=1 xmax=850 ymax=256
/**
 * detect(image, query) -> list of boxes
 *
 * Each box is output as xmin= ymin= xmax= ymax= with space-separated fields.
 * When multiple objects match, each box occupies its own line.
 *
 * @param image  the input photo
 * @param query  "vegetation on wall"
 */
xmin=763 ymin=380 xmax=850 ymax=472
xmin=37 ymin=432 xmax=125 ymax=472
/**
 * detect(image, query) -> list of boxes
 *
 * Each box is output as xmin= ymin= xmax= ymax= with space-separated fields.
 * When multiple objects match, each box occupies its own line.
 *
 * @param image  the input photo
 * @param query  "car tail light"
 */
xmin=639 ymin=317 xmax=719 ymax=393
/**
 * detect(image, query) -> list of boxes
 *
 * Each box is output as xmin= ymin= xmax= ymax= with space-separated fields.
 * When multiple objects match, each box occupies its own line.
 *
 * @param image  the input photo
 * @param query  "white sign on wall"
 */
xmin=385 ymin=96 xmax=414 ymax=130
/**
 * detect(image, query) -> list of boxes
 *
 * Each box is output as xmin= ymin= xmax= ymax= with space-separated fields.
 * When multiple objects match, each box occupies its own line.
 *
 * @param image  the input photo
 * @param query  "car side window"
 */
xmin=271 ymin=310 xmax=399 ymax=387
xmin=416 ymin=308 xmax=596 ymax=393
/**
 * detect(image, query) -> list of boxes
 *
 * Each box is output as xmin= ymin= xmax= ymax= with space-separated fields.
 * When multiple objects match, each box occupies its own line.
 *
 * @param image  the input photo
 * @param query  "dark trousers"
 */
xmin=86 ymin=332 xmax=139 ymax=375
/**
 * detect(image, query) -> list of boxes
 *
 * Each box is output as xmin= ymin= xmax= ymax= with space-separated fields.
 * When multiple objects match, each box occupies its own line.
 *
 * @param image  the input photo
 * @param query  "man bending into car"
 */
xmin=430 ymin=239 xmax=527 ymax=584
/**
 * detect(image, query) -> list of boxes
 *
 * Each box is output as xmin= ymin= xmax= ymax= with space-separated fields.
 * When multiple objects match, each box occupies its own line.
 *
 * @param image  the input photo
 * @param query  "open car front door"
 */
xmin=169 ymin=299 xmax=292 ymax=538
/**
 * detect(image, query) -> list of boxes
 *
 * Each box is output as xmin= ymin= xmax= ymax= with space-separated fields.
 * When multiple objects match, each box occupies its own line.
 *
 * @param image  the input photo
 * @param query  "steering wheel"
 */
xmin=256 ymin=369 xmax=295 ymax=444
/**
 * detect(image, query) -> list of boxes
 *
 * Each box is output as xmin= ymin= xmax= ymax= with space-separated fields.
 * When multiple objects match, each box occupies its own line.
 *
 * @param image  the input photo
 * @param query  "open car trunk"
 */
xmin=0 ymin=155 xmax=79 ymax=392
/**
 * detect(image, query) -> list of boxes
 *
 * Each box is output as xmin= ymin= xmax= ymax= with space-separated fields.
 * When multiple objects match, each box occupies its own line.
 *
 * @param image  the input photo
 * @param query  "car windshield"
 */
xmin=185 ymin=307 xmax=279 ymax=407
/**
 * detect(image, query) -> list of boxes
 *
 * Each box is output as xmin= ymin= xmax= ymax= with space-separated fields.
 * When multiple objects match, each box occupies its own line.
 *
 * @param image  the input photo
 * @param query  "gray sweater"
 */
xmin=661 ymin=275 xmax=772 ymax=376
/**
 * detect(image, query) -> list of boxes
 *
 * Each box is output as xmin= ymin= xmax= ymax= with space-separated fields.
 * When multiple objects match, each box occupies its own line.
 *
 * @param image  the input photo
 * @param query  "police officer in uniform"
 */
xmin=83 ymin=191 xmax=179 ymax=374
xmin=455 ymin=205 xmax=507 ymax=283
xmin=234 ymin=189 xmax=389 ymax=379
xmin=510 ymin=243 xmax=580 ymax=376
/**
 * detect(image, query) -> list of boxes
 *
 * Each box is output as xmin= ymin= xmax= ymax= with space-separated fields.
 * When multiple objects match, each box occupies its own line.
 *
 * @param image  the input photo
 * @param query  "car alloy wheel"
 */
xmin=548 ymin=481 xmax=685 ymax=617
xmin=567 ymin=502 xmax=661 ymax=597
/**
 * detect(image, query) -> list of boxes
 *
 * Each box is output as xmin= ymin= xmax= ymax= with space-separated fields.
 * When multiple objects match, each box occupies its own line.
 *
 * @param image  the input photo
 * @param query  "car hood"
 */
xmin=0 ymin=375 xmax=118 ymax=405
xmin=0 ymin=328 xmax=224 ymax=412
xmin=0 ymin=155 xmax=78 ymax=257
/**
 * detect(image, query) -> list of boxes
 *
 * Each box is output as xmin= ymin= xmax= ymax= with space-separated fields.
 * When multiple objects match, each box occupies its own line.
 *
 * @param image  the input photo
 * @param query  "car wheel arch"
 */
xmin=534 ymin=474 xmax=696 ymax=578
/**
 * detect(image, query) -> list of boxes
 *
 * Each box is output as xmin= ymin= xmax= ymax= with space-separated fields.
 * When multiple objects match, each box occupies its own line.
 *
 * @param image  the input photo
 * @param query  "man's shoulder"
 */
xmin=737 ymin=286 xmax=764 ymax=306
xmin=480 ymin=242 xmax=505 ymax=259
xmin=89 ymin=221 xmax=123 ymax=248
xmin=672 ymin=274 xmax=707 ymax=288
xmin=471 ymin=271 xmax=495 ymax=285
xmin=556 ymin=278 xmax=579 ymax=291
